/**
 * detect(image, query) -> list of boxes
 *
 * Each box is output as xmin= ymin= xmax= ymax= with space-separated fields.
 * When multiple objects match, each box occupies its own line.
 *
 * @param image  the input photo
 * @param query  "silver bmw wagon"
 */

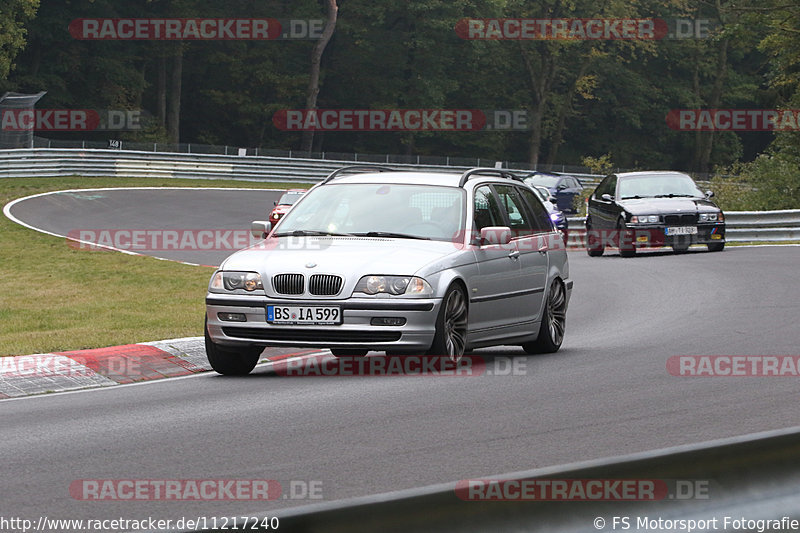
xmin=205 ymin=166 xmax=572 ymax=375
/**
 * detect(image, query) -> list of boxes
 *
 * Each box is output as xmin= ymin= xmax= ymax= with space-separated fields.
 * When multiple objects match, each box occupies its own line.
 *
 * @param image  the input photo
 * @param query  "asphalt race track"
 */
xmin=3 ymin=188 xmax=800 ymax=526
xmin=5 ymin=188 xmax=284 ymax=266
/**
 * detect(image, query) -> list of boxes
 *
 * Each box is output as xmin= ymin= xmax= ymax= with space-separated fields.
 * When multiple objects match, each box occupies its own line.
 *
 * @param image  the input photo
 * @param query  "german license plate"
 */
xmin=665 ymin=226 xmax=697 ymax=236
xmin=267 ymin=305 xmax=341 ymax=325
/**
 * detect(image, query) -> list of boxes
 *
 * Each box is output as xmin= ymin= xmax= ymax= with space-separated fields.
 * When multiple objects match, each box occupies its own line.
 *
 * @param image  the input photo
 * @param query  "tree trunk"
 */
xmin=697 ymin=38 xmax=728 ymax=173
xmin=301 ymin=0 xmax=338 ymax=152
xmin=691 ymin=48 xmax=702 ymax=171
xmin=528 ymin=109 xmax=543 ymax=168
xmin=167 ymin=44 xmax=183 ymax=144
xmin=547 ymin=60 xmax=590 ymax=166
xmin=157 ymin=55 xmax=167 ymax=129
xmin=519 ymin=43 xmax=554 ymax=168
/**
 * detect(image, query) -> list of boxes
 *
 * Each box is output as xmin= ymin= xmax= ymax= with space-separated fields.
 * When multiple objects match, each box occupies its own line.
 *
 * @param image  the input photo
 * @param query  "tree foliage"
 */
xmin=0 ymin=0 xmax=39 ymax=79
xmin=0 ymin=0 xmax=797 ymax=199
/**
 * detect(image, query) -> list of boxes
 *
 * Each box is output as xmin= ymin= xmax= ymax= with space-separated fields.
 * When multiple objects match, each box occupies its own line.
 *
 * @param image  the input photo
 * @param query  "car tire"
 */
xmin=204 ymin=316 xmax=262 ymax=375
xmin=522 ymin=279 xmax=567 ymax=354
xmin=585 ymin=219 xmax=604 ymax=257
xmin=426 ymin=283 xmax=468 ymax=362
xmin=708 ymin=242 xmax=725 ymax=252
xmin=330 ymin=349 xmax=368 ymax=357
xmin=617 ymin=220 xmax=636 ymax=258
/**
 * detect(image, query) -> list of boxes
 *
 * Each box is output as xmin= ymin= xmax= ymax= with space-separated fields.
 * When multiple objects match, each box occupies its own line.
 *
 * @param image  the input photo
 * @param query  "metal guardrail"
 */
xmin=197 ymin=426 xmax=800 ymax=532
xmin=0 ymin=147 xmax=603 ymax=186
xmin=567 ymin=210 xmax=800 ymax=244
xmin=30 ymin=136 xmax=609 ymax=176
xmin=2 ymin=147 xmax=793 ymax=241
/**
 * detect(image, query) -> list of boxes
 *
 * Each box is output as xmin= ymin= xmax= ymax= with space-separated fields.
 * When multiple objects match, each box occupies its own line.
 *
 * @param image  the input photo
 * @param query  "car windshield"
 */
xmin=277 ymin=191 xmax=304 ymax=205
xmin=525 ymin=175 xmax=560 ymax=187
xmin=275 ymin=183 xmax=466 ymax=242
xmin=618 ymin=174 xmax=704 ymax=199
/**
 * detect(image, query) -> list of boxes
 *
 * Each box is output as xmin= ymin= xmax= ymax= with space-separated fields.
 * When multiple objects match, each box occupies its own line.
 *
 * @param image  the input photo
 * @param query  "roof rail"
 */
xmin=321 ymin=165 xmax=395 ymax=184
xmin=458 ymin=168 xmax=524 ymax=188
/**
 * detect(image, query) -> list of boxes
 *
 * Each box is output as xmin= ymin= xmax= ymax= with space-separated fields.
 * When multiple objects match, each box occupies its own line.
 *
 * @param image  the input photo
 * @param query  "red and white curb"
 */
xmin=0 ymin=337 xmax=324 ymax=399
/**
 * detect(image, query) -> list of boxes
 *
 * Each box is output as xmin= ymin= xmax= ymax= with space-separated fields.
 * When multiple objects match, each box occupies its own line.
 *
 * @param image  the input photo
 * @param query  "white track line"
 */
xmin=3 ymin=186 xmax=287 ymax=267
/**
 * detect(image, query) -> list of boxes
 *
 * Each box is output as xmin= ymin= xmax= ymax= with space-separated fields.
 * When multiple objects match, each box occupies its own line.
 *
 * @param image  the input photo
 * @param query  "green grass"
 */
xmin=0 ymin=176 xmax=305 ymax=356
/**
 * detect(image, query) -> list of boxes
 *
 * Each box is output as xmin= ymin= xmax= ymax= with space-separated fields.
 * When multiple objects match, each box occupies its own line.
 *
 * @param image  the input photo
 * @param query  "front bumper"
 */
xmin=206 ymin=294 xmax=441 ymax=350
xmin=625 ymin=223 xmax=726 ymax=248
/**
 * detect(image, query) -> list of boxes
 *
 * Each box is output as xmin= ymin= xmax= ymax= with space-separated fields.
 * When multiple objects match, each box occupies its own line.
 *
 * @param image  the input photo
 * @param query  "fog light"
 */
xmin=218 ymin=312 xmax=247 ymax=322
xmin=711 ymin=234 xmax=722 ymax=240
xmin=637 ymin=235 xmax=649 ymax=242
xmin=371 ymin=317 xmax=406 ymax=326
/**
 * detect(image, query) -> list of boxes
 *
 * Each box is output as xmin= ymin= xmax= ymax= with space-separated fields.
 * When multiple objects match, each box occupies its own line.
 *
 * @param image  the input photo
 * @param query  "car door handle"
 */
xmin=508 ymin=250 xmax=520 ymax=259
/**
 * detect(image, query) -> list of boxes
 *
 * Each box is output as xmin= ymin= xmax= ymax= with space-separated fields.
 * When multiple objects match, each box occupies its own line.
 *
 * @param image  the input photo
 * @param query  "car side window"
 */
xmin=518 ymin=187 xmax=553 ymax=233
xmin=595 ymin=175 xmax=617 ymax=198
xmin=473 ymin=186 xmax=503 ymax=231
xmin=494 ymin=185 xmax=534 ymax=236
xmin=607 ymin=176 xmax=617 ymax=197
xmin=594 ymin=176 xmax=609 ymax=197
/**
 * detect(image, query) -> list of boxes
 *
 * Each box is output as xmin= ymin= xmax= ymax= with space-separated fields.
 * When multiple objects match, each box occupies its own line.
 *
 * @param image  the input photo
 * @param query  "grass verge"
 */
xmin=0 ymin=176 xmax=303 ymax=356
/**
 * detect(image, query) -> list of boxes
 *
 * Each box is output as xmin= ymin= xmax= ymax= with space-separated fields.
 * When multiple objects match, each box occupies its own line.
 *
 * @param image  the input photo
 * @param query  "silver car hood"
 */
xmin=220 ymin=236 xmax=465 ymax=277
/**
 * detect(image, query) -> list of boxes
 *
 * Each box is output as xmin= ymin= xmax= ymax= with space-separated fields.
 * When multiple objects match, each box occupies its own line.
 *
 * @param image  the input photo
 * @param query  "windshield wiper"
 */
xmin=353 ymin=231 xmax=430 ymax=240
xmin=653 ymin=194 xmax=697 ymax=198
xmin=273 ymin=230 xmax=354 ymax=237
xmin=620 ymin=195 xmax=649 ymax=199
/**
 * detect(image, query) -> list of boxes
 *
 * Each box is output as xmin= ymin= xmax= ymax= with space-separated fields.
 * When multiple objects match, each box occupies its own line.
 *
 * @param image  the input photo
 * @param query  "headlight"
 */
xmin=209 ymin=271 xmax=263 ymax=292
xmin=549 ymin=212 xmax=562 ymax=222
xmin=630 ymin=215 xmax=659 ymax=224
xmin=699 ymin=213 xmax=722 ymax=222
xmin=354 ymin=275 xmax=433 ymax=296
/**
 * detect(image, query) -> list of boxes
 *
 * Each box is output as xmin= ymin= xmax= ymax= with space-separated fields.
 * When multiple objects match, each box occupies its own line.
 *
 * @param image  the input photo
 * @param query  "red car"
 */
xmin=269 ymin=189 xmax=306 ymax=224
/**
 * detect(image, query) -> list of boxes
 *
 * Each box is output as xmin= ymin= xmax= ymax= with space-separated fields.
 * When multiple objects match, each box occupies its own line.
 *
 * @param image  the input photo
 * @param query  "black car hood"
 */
xmin=618 ymin=197 xmax=720 ymax=215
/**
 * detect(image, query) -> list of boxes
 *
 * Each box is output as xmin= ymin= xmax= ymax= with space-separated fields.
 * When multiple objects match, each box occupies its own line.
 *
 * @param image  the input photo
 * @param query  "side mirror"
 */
xmin=251 ymin=220 xmax=272 ymax=239
xmin=480 ymin=226 xmax=512 ymax=246
xmin=557 ymin=184 xmax=568 ymax=190
xmin=601 ymin=193 xmax=614 ymax=202
xmin=273 ymin=201 xmax=278 ymax=206
xmin=705 ymin=190 xmax=714 ymax=198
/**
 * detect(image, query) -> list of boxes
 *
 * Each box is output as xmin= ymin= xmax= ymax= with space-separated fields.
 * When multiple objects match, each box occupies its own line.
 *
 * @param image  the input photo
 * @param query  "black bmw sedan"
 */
xmin=585 ymin=171 xmax=726 ymax=257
